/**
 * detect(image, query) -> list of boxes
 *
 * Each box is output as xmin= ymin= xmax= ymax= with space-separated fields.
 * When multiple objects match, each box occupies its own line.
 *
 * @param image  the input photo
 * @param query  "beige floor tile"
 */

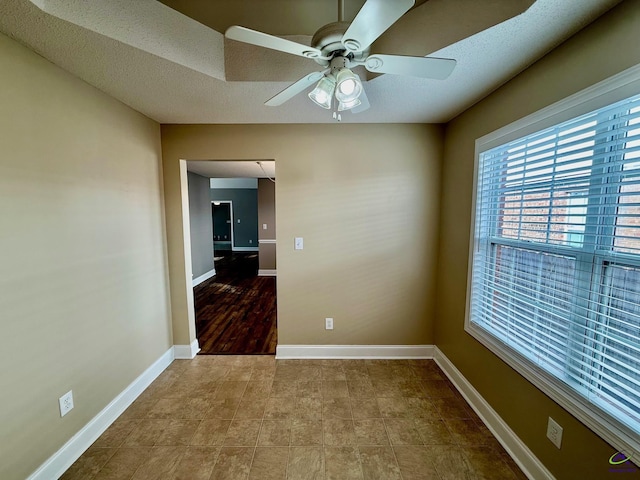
xmin=235 ymin=397 xmax=268 ymax=419
xmin=169 ymin=446 xmax=219 ymax=480
xmin=243 ymin=380 xmax=274 ymax=398
xmin=291 ymin=419 xmax=323 ymax=446
xmin=414 ymin=418 xmax=456 ymax=445
xmin=350 ymin=398 xmax=381 ymax=419
xmin=294 ymin=397 xmax=323 ymax=420
xmin=251 ymin=366 xmax=277 ymax=381
xmin=347 ymin=378 xmax=376 ymax=397
xmin=384 ymin=419 xmax=423 ymax=445
xmin=224 ymin=366 xmax=253 ymax=381
xmin=424 ymin=444 xmax=476 ymax=480
xmin=123 ymin=419 xmax=168 ymax=446
xmin=324 ymin=446 xmax=363 ymax=480
xmin=131 ymin=446 xmax=185 ymax=480
xmin=461 ymin=445 xmax=520 ymax=480
xmin=444 ymin=418 xmax=492 ymax=446
xmin=60 ymin=446 xmax=116 ymax=480
xmin=214 ymin=381 xmax=248 ymax=399
xmin=190 ymin=419 xmax=231 ymax=446
xmin=249 ymin=447 xmax=288 ymax=479
xmin=205 ymin=398 xmax=240 ymax=419
xmin=297 ymin=380 xmax=323 ymax=397
xmin=432 ymin=397 xmax=474 ymax=419
xmin=394 ymin=379 xmax=425 ymax=397
xmin=265 ymin=396 xmax=297 ymax=419
xmin=322 ymin=381 xmax=349 ymax=397
xmin=406 ymin=397 xmax=439 ymax=419
xmin=117 ymin=399 xmax=157 ymax=421
xmin=288 ymin=446 xmax=324 ymax=480
xmin=155 ymin=419 xmax=200 ymax=446
xmin=421 ymin=379 xmax=458 ymax=398
xmin=271 ymin=381 xmax=298 ymax=397
xmin=210 ymin=446 xmax=254 ymax=480
xmin=259 ymin=419 xmax=291 ymax=446
xmin=358 ymin=446 xmax=402 ymax=480
xmin=224 ymin=419 xmax=261 ymax=446
xmin=321 ymin=366 xmax=346 ymax=381
xmin=371 ymin=379 xmax=403 ymax=397
xmin=92 ymin=447 xmax=152 ymax=480
xmin=323 ymin=397 xmax=353 ymax=419
xmin=345 ymin=369 xmax=370 ymax=383
xmin=353 ymin=419 xmax=389 ymax=445
xmin=63 ymin=357 xmax=527 ymax=480
xmin=323 ymin=419 xmax=356 ymax=445
xmin=393 ymin=446 xmax=440 ymax=480
xmin=376 ymin=397 xmax=411 ymax=418
xmin=92 ymin=420 xmax=140 ymax=448
xmin=164 ymin=379 xmax=216 ymax=399
xmin=147 ymin=397 xmax=211 ymax=419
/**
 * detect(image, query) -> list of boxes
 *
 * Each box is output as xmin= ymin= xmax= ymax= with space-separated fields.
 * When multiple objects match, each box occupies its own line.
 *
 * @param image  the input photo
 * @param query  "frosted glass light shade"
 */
xmin=338 ymin=98 xmax=362 ymax=111
xmin=308 ymin=76 xmax=336 ymax=109
xmin=335 ymin=69 xmax=362 ymax=103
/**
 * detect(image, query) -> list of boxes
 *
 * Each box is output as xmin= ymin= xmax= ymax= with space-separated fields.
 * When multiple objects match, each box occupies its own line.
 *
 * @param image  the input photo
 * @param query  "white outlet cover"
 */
xmin=546 ymin=417 xmax=563 ymax=449
xmin=325 ymin=317 xmax=334 ymax=330
xmin=59 ymin=390 xmax=74 ymax=417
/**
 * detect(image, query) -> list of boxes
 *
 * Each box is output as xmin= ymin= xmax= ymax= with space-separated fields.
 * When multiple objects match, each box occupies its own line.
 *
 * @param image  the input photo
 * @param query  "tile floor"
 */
xmin=61 ymin=356 xmax=528 ymax=480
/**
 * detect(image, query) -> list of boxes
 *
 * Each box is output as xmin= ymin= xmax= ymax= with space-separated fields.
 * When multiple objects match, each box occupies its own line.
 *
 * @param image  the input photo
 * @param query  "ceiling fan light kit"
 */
xmin=225 ymin=0 xmax=456 ymax=116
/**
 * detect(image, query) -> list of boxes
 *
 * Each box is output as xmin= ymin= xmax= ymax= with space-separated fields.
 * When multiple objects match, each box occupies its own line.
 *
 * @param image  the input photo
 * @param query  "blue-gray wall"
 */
xmin=211 ymin=188 xmax=258 ymax=248
xmin=188 ymin=172 xmax=214 ymax=277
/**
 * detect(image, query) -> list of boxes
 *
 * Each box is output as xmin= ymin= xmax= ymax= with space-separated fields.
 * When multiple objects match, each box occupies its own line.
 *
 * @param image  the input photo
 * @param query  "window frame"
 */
xmin=465 ymin=64 xmax=640 ymax=464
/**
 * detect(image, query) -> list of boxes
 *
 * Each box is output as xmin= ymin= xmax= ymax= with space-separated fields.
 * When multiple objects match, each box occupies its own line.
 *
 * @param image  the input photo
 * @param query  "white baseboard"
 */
xmin=275 ymin=344 xmax=434 ymax=359
xmin=433 ymin=347 xmax=555 ymax=480
xmin=192 ymin=268 xmax=216 ymax=287
xmin=232 ymin=247 xmax=259 ymax=252
xmin=258 ymin=269 xmax=277 ymax=277
xmin=173 ymin=339 xmax=200 ymax=359
xmin=27 ymin=347 xmax=174 ymax=480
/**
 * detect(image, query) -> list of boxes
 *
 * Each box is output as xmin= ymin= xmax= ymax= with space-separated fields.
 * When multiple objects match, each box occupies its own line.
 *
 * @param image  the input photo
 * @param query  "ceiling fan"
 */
xmin=225 ymin=0 xmax=456 ymax=115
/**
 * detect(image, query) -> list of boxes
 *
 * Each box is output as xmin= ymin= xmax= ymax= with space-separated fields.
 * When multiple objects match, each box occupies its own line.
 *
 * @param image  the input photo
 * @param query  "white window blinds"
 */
xmin=470 ymin=93 xmax=640 ymax=449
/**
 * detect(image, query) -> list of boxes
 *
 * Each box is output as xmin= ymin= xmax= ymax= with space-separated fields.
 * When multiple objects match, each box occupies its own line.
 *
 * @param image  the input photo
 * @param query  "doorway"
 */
xmin=212 ymin=201 xmax=233 ymax=252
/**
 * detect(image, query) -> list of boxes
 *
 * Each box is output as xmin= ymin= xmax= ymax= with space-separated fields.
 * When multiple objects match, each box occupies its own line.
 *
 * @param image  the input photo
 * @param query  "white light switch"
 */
xmin=294 ymin=237 xmax=304 ymax=250
xmin=263 ymin=224 xmax=268 ymax=230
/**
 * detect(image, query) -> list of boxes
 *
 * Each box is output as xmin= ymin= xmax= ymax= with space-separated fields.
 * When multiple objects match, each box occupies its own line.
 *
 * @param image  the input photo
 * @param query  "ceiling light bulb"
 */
xmin=339 ymin=79 xmax=356 ymax=96
xmin=308 ymin=76 xmax=336 ymax=110
xmin=335 ymin=69 xmax=362 ymax=104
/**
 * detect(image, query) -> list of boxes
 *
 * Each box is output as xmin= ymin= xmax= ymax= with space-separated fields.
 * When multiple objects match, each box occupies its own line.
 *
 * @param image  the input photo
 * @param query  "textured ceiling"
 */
xmin=0 ymin=0 xmax=624 ymax=124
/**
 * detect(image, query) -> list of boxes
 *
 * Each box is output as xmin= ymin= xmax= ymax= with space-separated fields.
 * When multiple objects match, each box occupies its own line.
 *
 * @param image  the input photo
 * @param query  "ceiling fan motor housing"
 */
xmin=311 ymin=22 xmax=370 ymax=66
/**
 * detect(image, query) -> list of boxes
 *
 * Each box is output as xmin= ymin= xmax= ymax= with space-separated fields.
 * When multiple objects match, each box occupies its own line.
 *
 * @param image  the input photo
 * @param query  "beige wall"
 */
xmin=0 ymin=33 xmax=171 ymax=479
xmin=162 ymin=124 xmax=443 ymax=345
xmin=258 ymin=178 xmax=277 ymax=270
xmin=435 ymin=2 xmax=640 ymax=479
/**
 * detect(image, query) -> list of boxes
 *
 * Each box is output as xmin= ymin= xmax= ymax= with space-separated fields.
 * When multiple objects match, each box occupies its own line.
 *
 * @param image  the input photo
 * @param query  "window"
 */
xmin=468 ymin=89 xmax=640 ymax=458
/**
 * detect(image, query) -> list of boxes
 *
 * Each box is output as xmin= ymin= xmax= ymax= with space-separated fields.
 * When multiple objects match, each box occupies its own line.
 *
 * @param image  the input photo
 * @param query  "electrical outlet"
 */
xmin=59 ymin=390 xmax=74 ymax=417
xmin=546 ymin=417 xmax=563 ymax=449
xmin=325 ymin=317 xmax=334 ymax=330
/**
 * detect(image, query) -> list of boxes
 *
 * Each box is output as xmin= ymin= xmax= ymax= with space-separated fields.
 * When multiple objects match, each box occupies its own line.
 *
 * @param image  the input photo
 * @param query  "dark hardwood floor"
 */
xmin=193 ymin=252 xmax=277 ymax=355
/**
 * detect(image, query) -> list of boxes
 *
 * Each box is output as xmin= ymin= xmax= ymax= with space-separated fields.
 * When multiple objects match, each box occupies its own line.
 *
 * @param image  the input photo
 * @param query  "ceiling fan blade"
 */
xmin=265 ymin=70 xmax=329 ymax=106
xmin=226 ymin=26 xmax=325 ymax=59
xmin=364 ymin=54 xmax=456 ymax=80
xmin=342 ymin=0 xmax=414 ymax=53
